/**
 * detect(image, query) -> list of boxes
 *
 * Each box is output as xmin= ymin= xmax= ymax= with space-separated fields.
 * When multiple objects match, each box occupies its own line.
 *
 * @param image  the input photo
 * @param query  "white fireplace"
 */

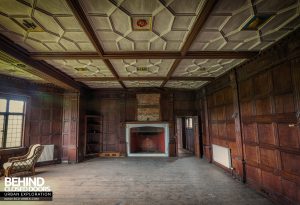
xmin=126 ymin=123 xmax=169 ymax=157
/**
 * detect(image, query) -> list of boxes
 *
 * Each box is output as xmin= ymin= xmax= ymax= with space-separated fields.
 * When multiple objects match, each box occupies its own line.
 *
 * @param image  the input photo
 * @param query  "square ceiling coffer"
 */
xmin=242 ymin=15 xmax=273 ymax=30
xmin=132 ymin=16 xmax=152 ymax=31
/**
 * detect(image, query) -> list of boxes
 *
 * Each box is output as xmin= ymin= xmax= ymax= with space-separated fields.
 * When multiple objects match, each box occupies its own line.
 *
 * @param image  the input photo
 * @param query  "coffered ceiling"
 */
xmin=0 ymin=0 xmax=299 ymax=90
xmin=0 ymin=0 xmax=95 ymax=52
xmin=110 ymin=59 xmax=175 ymax=77
xmin=80 ymin=0 xmax=206 ymax=52
xmin=173 ymin=59 xmax=246 ymax=77
xmin=0 ymin=50 xmax=45 ymax=82
xmin=190 ymin=0 xmax=300 ymax=51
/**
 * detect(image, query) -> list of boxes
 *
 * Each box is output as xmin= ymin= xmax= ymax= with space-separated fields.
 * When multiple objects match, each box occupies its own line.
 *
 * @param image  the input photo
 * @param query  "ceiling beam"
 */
xmin=0 ymin=35 xmax=82 ymax=91
xmin=103 ymin=59 xmax=126 ymax=88
xmin=66 ymin=0 xmax=126 ymax=88
xmin=180 ymin=0 xmax=218 ymax=56
xmin=161 ymin=0 xmax=218 ymax=87
xmin=30 ymin=51 xmax=257 ymax=60
xmin=74 ymin=76 xmax=215 ymax=82
xmin=66 ymin=0 xmax=104 ymax=56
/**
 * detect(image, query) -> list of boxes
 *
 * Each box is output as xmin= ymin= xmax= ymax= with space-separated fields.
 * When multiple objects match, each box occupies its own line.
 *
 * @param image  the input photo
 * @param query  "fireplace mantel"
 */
xmin=126 ymin=122 xmax=169 ymax=157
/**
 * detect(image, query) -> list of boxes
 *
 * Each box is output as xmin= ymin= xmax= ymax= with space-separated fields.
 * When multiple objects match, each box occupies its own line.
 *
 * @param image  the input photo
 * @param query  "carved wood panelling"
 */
xmin=239 ymin=60 xmax=300 ymax=204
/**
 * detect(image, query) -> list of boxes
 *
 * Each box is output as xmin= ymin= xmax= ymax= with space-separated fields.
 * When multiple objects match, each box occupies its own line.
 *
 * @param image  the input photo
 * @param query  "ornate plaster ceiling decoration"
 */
xmin=45 ymin=59 xmax=113 ymax=78
xmin=80 ymin=0 xmax=206 ymax=51
xmin=173 ymin=59 xmax=246 ymax=77
xmin=110 ymin=59 xmax=175 ymax=77
xmin=83 ymin=81 xmax=122 ymax=88
xmin=0 ymin=0 xmax=96 ymax=52
xmin=190 ymin=0 xmax=300 ymax=51
xmin=0 ymin=51 xmax=45 ymax=82
xmin=123 ymin=80 xmax=163 ymax=87
xmin=165 ymin=81 xmax=206 ymax=89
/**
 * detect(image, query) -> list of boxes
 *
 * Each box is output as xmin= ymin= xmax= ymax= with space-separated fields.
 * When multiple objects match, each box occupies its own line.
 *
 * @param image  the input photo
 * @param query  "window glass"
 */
xmin=9 ymin=100 xmax=24 ymax=113
xmin=6 ymin=115 xmax=23 ymax=148
xmin=0 ymin=99 xmax=7 ymax=112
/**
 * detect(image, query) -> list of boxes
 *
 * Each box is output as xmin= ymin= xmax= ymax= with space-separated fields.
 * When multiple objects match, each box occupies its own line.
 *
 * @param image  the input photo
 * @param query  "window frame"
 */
xmin=0 ymin=94 xmax=27 ymax=149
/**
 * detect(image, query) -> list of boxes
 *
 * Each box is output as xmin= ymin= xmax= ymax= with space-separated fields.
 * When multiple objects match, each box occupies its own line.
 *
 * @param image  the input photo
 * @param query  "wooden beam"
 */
xmin=30 ymin=51 xmax=257 ymax=60
xmin=185 ymin=51 xmax=257 ymax=59
xmin=171 ymin=77 xmax=215 ymax=81
xmin=66 ymin=0 xmax=104 ymax=55
xmin=161 ymin=59 xmax=181 ymax=87
xmin=103 ymin=59 xmax=126 ymax=89
xmin=74 ymin=76 xmax=214 ymax=82
xmin=180 ymin=0 xmax=218 ymax=56
xmin=0 ymin=35 xmax=82 ymax=91
xmin=30 ymin=52 xmax=101 ymax=60
xmin=103 ymin=51 xmax=181 ymax=59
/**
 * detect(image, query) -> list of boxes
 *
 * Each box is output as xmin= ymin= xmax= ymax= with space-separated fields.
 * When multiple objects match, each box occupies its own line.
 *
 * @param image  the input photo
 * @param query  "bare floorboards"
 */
xmin=0 ymin=157 xmax=274 ymax=205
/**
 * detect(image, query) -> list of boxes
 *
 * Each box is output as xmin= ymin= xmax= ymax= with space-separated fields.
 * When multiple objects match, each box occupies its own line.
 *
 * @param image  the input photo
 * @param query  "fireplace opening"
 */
xmin=130 ymin=126 xmax=165 ymax=153
xmin=126 ymin=123 xmax=169 ymax=157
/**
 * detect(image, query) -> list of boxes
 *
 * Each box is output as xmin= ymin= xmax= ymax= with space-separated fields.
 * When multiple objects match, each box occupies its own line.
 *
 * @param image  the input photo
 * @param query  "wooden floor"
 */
xmin=0 ymin=157 xmax=274 ymax=205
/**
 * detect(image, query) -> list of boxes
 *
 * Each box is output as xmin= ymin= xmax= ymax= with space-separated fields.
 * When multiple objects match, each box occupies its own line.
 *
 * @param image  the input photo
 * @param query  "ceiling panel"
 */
xmin=0 ymin=51 xmax=45 ymax=82
xmin=190 ymin=0 xmax=300 ymax=51
xmin=123 ymin=80 xmax=163 ymax=88
xmin=83 ymin=81 xmax=122 ymax=88
xmin=45 ymin=59 xmax=113 ymax=78
xmin=0 ymin=0 xmax=95 ymax=52
xmin=80 ymin=0 xmax=206 ymax=51
xmin=165 ymin=81 xmax=206 ymax=89
xmin=110 ymin=59 xmax=174 ymax=77
xmin=173 ymin=59 xmax=246 ymax=77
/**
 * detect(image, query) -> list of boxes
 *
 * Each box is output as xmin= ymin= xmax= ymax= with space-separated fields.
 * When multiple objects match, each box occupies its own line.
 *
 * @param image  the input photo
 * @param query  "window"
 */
xmin=0 ymin=97 xmax=26 ymax=148
xmin=185 ymin=117 xmax=193 ymax=129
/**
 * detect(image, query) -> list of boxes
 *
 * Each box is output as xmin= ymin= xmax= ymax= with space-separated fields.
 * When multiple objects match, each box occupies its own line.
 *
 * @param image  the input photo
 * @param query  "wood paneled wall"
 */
xmin=197 ymin=29 xmax=300 ymax=204
xmin=0 ymin=76 xmax=64 ymax=168
xmin=85 ymin=89 xmax=197 ymax=156
xmin=61 ymin=93 xmax=79 ymax=163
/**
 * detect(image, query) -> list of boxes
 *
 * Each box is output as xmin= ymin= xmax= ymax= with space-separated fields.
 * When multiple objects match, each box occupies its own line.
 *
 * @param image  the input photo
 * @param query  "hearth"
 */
xmin=126 ymin=123 xmax=169 ymax=157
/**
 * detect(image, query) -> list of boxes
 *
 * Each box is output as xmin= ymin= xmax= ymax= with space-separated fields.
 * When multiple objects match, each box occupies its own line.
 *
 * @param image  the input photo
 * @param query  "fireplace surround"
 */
xmin=126 ymin=123 xmax=169 ymax=157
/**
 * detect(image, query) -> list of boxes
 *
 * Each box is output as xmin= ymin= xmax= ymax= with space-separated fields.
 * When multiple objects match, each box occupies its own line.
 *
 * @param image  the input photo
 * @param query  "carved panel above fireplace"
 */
xmin=136 ymin=94 xmax=161 ymax=121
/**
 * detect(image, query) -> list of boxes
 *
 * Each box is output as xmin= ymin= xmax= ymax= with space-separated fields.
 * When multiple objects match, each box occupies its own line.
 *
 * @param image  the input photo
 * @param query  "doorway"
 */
xmin=176 ymin=116 xmax=203 ymax=158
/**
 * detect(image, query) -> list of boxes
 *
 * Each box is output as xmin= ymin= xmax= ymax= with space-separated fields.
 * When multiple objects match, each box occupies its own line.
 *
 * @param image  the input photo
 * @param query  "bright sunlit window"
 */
xmin=0 ymin=97 xmax=26 ymax=148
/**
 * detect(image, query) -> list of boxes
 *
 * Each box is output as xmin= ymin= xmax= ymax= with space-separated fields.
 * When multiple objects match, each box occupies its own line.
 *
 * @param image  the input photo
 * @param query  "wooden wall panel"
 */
xmin=197 ymin=30 xmax=300 ymax=205
xmin=0 ymin=77 xmax=64 ymax=168
xmin=61 ymin=93 xmax=79 ymax=163
xmin=238 ymin=57 xmax=300 ymax=204
xmin=87 ymin=89 xmax=196 ymax=156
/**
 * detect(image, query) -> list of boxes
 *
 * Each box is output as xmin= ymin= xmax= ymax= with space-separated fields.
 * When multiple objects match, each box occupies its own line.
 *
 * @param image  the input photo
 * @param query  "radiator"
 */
xmin=212 ymin=144 xmax=232 ymax=168
xmin=38 ymin=144 xmax=54 ymax=162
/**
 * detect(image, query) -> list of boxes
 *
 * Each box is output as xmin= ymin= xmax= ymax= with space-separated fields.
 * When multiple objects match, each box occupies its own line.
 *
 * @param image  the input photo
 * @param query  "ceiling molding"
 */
xmin=75 ymin=76 xmax=215 ymax=82
xmin=66 ymin=0 xmax=104 ymax=55
xmin=180 ymin=0 xmax=218 ymax=56
xmin=30 ymin=51 xmax=257 ymax=60
xmin=161 ymin=0 xmax=218 ymax=87
xmin=0 ymin=35 xmax=82 ymax=91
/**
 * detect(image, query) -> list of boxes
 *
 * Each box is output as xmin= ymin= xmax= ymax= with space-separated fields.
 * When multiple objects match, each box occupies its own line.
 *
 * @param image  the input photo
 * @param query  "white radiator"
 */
xmin=38 ymin=144 xmax=54 ymax=162
xmin=212 ymin=144 xmax=232 ymax=168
